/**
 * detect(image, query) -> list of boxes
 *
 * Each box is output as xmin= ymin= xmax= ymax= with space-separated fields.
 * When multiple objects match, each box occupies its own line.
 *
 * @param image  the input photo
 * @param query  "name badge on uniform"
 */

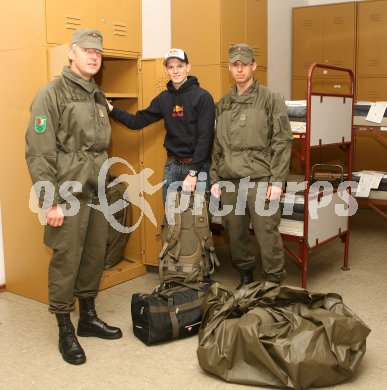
xmin=99 ymin=109 xmax=105 ymax=118
xmin=239 ymin=113 xmax=247 ymax=127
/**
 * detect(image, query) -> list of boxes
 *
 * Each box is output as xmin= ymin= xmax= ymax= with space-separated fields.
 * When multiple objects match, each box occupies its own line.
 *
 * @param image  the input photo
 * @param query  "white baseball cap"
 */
xmin=164 ymin=48 xmax=189 ymax=65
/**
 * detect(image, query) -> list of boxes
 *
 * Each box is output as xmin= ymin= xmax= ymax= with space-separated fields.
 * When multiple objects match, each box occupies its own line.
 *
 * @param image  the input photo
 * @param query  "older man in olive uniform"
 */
xmin=25 ymin=29 xmax=122 ymax=365
xmin=210 ymin=43 xmax=292 ymax=288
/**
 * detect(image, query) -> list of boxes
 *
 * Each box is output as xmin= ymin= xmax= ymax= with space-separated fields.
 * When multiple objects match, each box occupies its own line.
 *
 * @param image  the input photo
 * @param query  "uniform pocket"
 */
xmin=279 ymin=115 xmax=290 ymax=130
xmin=57 ymin=154 xmax=87 ymax=182
xmin=44 ymin=221 xmax=68 ymax=250
xmin=264 ymin=207 xmax=281 ymax=230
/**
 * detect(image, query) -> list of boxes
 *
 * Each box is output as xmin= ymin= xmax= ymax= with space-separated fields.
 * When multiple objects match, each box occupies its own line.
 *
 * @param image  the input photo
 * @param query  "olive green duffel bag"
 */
xmin=104 ymin=176 xmax=131 ymax=269
xmin=197 ymin=282 xmax=371 ymax=390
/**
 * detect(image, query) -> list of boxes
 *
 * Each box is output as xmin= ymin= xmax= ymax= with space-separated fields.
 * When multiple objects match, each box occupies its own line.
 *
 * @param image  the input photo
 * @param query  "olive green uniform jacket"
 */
xmin=210 ymin=80 xmax=292 ymax=281
xmin=25 ymin=66 xmax=111 ymax=313
xmin=26 ymin=66 xmax=111 ymax=207
xmin=210 ymin=80 xmax=292 ymax=187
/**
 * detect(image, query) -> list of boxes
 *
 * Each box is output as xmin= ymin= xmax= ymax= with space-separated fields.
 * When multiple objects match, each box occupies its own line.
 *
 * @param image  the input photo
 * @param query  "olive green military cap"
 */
xmin=229 ymin=43 xmax=254 ymax=64
xmin=71 ymin=29 xmax=103 ymax=51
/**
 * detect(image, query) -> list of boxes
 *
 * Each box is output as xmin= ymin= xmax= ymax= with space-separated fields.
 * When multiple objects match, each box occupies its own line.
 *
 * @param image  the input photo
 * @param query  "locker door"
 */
xmin=357 ymin=77 xmax=387 ymax=101
xmin=323 ymin=77 xmax=352 ymax=96
xmin=292 ymin=77 xmax=324 ymax=100
xmin=221 ymin=65 xmax=234 ymax=99
xmin=47 ymin=44 xmax=70 ymax=80
xmin=221 ymin=0 xmax=246 ymax=63
xmin=46 ymin=0 xmax=98 ymax=45
xmin=254 ymin=68 xmax=267 ymax=86
xmin=172 ymin=0 xmax=221 ymax=65
xmin=357 ymin=0 xmax=387 ymax=76
xmin=246 ymin=0 xmax=267 ymax=69
xmin=98 ymin=0 xmax=141 ymax=53
xmin=0 ymin=47 xmax=49 ymax=304
xmin=292 ymin=7 xmax=323 ymax=78
xmin=322 ymin=3 xmax=356 ymax=77
xmin=141 ymin=60 xmax=167 ymax=265
xmin=191 ymin=65 xmax=222 ymax=102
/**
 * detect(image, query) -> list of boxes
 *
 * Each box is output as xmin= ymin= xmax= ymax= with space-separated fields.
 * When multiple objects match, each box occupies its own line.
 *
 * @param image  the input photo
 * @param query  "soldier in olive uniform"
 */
xmin=25 ymin=29 xmax=122 ymax=365
xmin=210 ymin=44 xmax=292 ymax=288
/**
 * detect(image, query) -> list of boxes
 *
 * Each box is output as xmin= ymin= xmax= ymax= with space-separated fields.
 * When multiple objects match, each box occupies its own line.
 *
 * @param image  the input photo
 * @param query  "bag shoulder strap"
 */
xmin=158 ymin=193 xmax=183 ymax=281
xmin=193 ymin=195 xmax=220 ymax=275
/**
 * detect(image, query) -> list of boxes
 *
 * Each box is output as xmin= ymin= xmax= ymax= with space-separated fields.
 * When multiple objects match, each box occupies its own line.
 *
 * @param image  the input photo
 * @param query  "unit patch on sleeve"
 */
xmin=35 ymin=116 xmax=47 ymax=133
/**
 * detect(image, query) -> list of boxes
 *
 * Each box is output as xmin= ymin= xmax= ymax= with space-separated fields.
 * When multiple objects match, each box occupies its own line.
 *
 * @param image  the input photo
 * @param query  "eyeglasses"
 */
xmin=80 ymin=47 xmax=102 ymax=58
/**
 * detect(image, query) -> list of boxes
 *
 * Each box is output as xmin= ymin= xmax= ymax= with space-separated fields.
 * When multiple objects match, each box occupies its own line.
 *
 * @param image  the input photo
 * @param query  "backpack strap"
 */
xmin=194 ymin=195 xmax=220 ymax=278
xmin=158 ymin=192 xmax=183 ymax=282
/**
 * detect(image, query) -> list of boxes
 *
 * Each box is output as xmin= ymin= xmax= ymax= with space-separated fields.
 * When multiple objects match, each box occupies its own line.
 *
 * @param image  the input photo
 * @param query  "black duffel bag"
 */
xmin=131 ymin=280 xmax=211 ymax=345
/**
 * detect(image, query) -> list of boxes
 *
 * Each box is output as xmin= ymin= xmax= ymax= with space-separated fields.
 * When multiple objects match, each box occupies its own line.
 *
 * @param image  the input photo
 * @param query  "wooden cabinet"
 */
xmin=293 ymin=0 xmax=387 ymax=101
xmin=353 ymin=126 xmax=387 ymax=172
xmin=357 ymin=77 xmax=387 ymax=101
xmin=292 ymin=2 xmax=356 ymax=94
xmin=140 ymin=59 xmax=168 ymax=265
xmin=293 ymin=76 xmax=352 ymax=100
xmin=292 ymin=6 xmax=323 ymax=78
xmin=246 ymin=0 xmax=268 ymax=70
xmin=46 ymin=0 xmax=141 ymax=55
xmin=0 ymin=1 xmax=145 ymax=303
xmin=220 ymin=0 xmax=246 ymax=64
xmin=357 ymin=0 xmax=387 ymax=77
xmin=356 ymin=0 xmax=387 ymax=101
xmin=321 ymin=3 xmax=356 ymax=74
xmin=172 ymin=0 xmax=246 ymax=66
xmin=172 ymin=0 xmax=267 ymax=101
xmin=0 ymin=0 xmax=46 ymax=51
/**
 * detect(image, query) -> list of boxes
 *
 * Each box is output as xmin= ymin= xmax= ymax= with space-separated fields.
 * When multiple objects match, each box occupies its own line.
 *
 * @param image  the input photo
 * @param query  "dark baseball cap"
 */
xmin=229 ymin=43 xmax=254 ymax=64
xmin=164 ymin=48 xmax=189 ymax=65
xmin=71 ymin=29 xmax=103 ymax=51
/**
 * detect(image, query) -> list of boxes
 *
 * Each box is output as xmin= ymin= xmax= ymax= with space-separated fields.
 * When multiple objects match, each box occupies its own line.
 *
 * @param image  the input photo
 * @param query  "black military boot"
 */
xmin=77 ymin=297 xmax=122 ymax=340
xmin=56 ymin=313 xmax=86 ymax=365
xmin=236 ymin=268 xmax=255 ymax=290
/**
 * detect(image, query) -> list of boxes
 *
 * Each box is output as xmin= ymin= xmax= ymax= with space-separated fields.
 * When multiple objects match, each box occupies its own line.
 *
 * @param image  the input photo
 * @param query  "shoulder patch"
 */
xmin=35 ymin=116 xmax=47 ymax=133
xmin=279 ymin=115 xmax=290 ymax=130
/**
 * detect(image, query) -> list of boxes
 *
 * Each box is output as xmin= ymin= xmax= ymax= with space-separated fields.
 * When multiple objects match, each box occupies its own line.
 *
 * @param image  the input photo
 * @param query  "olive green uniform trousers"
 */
xmin=44 ymin=199 xmax=108 ymax=313
xmin=221 ymin=180 xmax=286 ymax=283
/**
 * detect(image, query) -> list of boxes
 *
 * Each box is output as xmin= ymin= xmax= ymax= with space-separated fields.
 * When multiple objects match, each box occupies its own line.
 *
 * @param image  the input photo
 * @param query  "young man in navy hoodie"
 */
xmin=108 ymin=48 xmax=215 ymax=203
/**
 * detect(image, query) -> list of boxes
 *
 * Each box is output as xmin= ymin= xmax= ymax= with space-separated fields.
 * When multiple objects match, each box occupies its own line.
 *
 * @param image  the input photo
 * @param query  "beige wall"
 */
xmin=268 ymin=0 xmax=308 ymax=98
xmin=142 ymin=0 xmax=171 ymax=58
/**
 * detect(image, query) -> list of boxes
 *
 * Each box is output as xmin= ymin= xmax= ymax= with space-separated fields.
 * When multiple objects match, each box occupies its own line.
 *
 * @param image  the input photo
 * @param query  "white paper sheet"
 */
xmin=355 ymin=171 xmax=384 ymax=197
xmin=366 ymin=102 xmax=387 ymax=124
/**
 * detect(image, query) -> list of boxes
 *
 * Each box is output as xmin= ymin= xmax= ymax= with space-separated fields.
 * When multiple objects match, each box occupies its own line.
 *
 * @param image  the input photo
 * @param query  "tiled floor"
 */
xmin=0 ymin=209 xmax=386 ymax=389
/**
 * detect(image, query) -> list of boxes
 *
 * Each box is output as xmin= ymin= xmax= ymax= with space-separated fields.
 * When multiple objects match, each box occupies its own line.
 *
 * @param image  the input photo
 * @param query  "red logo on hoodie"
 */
xmin=172 ymin=105 xmax=184 ymax=117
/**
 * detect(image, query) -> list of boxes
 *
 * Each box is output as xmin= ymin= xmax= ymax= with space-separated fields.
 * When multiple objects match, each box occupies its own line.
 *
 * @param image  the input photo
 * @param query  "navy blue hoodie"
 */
xmin=109 ymin=76 xmax=215 ymax=171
